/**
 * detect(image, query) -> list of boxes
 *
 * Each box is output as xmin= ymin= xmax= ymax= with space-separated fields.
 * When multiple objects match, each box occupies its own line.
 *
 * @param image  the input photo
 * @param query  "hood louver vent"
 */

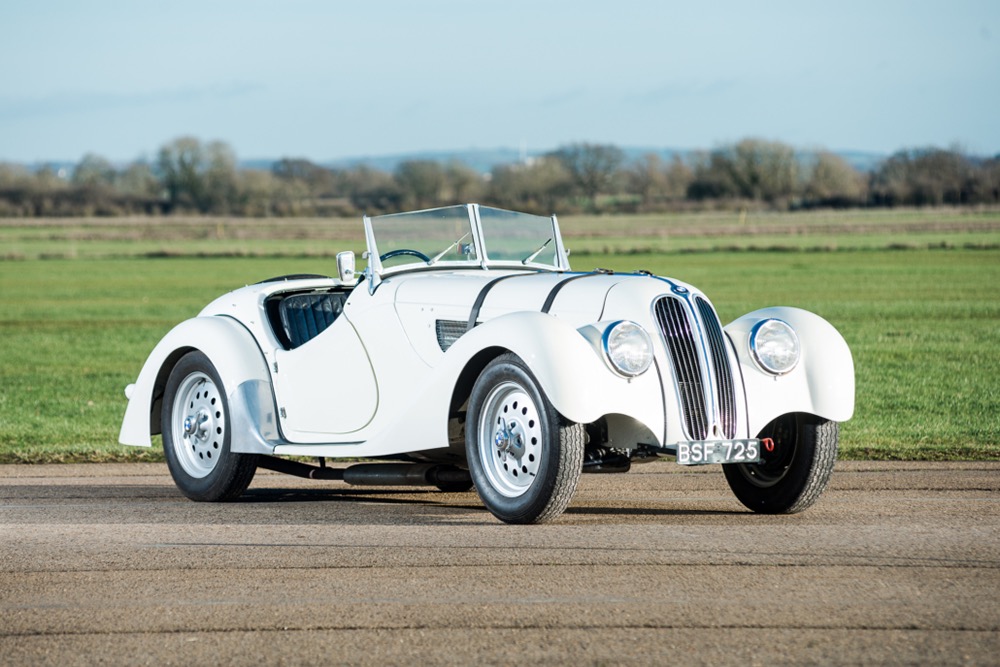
xmin=436 ymin=320 xmax=468 ymax=352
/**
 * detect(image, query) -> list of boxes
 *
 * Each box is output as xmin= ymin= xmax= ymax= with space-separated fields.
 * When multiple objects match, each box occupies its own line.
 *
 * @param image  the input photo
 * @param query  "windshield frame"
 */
xmin=363 ymin=204 xmax=570 ymax=286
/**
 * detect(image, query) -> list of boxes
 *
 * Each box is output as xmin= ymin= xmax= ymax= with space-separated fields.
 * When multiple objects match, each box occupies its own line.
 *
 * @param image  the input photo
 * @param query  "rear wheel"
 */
xmin=723 ymin=413 xmax=838 ymax=514
xmin=466 ymin=353 xmax=584 ymax=524
xmin=162 ymin=351 xmax=258 ymax=501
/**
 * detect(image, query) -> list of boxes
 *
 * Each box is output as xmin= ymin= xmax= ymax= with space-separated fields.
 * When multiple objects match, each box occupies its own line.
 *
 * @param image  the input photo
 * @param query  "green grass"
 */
xmin=1 ymin=209 xmax=998 ymax=462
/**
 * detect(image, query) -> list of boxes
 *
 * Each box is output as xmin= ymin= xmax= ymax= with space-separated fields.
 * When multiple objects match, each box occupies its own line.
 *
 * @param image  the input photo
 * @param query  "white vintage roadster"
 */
xmin=119 ymin=204 xmax=854 ymax=523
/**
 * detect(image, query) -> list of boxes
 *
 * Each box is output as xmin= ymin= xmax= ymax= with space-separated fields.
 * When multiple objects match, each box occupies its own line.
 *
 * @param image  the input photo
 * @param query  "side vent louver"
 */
xmin=436 ymin=320 xmax=468 ymax=352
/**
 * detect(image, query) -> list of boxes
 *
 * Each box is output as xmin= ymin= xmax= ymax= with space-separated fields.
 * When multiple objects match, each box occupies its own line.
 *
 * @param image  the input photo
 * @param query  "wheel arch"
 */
xmin=449 ymin=346 xmax=509 ymax=416
xmin=442 ymin=312 xmax=665 ymax=441
xmin=149 ymin=346 xmax=198 ymax=436
xmin=725 ymin=306 xmax=854 ymax=437
xmin=119 ymin=316 xmax=273 ymax=448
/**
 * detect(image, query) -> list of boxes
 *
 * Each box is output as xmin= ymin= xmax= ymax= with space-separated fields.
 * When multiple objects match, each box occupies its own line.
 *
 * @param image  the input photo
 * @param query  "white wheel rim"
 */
xmin=478 ymin=380 xmax=543 ymax=498
xmin=171 ymin=371 xmax=225 ymax=479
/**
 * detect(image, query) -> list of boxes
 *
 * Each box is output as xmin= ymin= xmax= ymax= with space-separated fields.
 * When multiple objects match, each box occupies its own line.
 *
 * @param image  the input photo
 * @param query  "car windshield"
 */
xmin=367 ymin=204 xmax=563 ymax=272
xmin=477 ymin=206 xmax=559 ymax=266
xmin=369 ymin=206 xmax=478 ymax=269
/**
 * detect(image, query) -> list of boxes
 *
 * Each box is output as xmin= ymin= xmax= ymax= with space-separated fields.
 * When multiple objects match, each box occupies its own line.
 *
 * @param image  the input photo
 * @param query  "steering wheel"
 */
xmin=379 ymin=248 xmax=430 ymax=262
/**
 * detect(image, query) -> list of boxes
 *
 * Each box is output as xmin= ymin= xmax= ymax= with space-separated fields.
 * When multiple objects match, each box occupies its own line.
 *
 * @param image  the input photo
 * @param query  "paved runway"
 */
xmin=1 ymin=461 xmax=998 ymax=665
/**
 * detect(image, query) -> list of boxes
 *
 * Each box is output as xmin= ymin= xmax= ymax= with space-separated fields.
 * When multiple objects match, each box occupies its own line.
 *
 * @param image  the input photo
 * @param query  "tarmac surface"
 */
xmin=1 ymin=460 xmax=998 ymax=666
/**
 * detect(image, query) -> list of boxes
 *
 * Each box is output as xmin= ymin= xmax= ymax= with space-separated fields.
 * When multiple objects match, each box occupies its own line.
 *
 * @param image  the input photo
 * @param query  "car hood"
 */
xmin=392 ymin=269 xmax=694 ymax=328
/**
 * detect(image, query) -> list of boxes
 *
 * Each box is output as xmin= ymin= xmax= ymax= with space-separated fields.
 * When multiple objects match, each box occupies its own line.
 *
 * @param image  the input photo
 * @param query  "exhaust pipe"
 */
xmin=257 ymin=456 xmax=470 ymax=487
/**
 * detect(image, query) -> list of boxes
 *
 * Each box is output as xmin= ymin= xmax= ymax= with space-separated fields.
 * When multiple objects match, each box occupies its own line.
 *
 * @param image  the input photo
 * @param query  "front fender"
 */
xmin=118 ymin=316 xmax=274 ymax=448
xmin=725 ymin=307 xmax=855 ymax=437
xmin=447 ymin=311 xmax=665 ymax=439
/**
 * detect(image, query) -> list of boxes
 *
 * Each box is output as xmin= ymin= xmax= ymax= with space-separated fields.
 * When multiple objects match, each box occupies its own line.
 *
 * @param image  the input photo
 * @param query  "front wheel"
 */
xmin=723 ymin=413 xmax=838 ymax=514
xmin=162 ymin=351 xmax=258 ymax=501
xmin=466 ymin=353 xmax=584 ymax=524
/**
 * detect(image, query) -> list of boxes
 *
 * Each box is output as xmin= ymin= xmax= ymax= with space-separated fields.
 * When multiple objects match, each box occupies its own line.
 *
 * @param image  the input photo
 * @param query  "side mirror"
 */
xmin=336 ymin=251 xmax=356 ymax=283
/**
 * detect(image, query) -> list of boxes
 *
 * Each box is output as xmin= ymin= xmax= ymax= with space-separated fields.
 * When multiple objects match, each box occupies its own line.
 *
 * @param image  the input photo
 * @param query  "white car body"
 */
xmin=120 ymin=204 xmax=854 ymax=523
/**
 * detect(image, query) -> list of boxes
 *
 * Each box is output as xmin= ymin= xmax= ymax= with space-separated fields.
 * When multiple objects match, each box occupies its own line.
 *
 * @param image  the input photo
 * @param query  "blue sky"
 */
xmin=1 ymin=0 xmax=998 ymax=163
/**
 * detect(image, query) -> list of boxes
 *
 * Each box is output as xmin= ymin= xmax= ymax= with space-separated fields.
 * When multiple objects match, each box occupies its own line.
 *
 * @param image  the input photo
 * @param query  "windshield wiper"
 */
xmin=521 ymin=238 xmax=552 ymax=264
xmin=428 ymin=232 xmax=471 ymax=265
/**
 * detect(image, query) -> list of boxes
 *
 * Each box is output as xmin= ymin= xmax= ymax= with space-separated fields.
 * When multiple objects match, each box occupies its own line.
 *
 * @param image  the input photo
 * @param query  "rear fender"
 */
xmin=118 ymin=316 xmax=274 ymax=450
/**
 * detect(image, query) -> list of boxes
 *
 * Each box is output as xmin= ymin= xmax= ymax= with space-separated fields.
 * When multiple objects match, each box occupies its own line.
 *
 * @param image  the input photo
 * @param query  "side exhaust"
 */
xmin=257 ymin=456 xmax=471 ymax=487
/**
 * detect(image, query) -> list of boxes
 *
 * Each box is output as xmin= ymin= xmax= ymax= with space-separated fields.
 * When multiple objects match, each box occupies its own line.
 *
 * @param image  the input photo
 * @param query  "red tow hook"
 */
xmin=762 ymin=438 xmax=776 ymax=453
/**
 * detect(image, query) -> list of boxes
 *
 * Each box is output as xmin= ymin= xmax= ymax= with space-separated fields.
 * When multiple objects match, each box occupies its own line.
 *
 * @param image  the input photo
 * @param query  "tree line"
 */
xmin=1 ymin=136 xmax=997 ymax=217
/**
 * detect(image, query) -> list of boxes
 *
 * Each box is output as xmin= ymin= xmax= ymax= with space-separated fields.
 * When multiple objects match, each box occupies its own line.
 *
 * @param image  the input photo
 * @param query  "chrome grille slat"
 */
xmin=654 ymin=294 xmax=738 ymax=441
xmin=696 ymin=296 xmax=737 ymax=438
xmin=654 ymin=298 xmax=708 ymax=439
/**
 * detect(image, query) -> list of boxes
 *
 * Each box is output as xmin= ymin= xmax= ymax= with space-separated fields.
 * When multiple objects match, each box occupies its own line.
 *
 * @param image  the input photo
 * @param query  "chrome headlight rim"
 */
xmin=749 ymin=318 xmax=800 ymax=375
xmin=602 ymin=320 xmax=654 ymax=377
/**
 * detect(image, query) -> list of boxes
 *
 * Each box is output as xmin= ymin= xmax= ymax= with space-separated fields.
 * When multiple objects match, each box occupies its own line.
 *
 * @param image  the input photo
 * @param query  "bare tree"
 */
xmin=444 ymin=161 xmax=484 ymax=203
xmin=549 ymin=143 xmax=625 ymax=205
xmin=395 ymin=160 xmax=445 ymax=209
xmin=72 ymin=153 xmax=116 ymax=188
xmin=804 ymin=152 xmax=866 ymax=207
xmin=487 ymin=157 xmax=574 ymax=214
xmin=689 ymin=139 xmax=798 ymax=204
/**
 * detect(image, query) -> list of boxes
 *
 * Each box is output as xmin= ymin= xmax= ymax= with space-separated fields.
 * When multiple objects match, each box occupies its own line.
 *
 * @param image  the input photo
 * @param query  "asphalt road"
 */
xmin=1 ymin=461 xmax=998 ymax=666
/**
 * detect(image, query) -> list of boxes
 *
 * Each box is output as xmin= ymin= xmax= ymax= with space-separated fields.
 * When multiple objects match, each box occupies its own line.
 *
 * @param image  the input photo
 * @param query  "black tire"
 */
xmin=161 ymin=351 xmax=258 ymax=501
xmin=723 ymin=413 xmax=838 ymax=514
xmin=466 ymin=353 xmax=585 ymax=524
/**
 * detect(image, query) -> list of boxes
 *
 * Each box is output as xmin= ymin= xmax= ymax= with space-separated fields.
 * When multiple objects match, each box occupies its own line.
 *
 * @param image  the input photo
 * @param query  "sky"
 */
xmin=1 ymin=0 xmax=998 ymax=164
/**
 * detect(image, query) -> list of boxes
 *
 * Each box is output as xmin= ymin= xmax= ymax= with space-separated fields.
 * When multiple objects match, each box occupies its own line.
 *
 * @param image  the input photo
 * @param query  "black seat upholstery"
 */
xmin=277 ymin=292 xmax=347 ymax=349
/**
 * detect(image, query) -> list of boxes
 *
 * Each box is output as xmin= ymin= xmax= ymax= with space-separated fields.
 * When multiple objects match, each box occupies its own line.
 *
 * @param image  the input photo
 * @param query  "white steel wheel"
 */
xmin=171 ymin=371 xmax=225 ymax=478
xmin=477 ymin=380 xmax=544 ymax=498
xmin=162 ymin=351 xmax=257 ymax=502
xmin=466 ymin=353 xmax=584 ymax=524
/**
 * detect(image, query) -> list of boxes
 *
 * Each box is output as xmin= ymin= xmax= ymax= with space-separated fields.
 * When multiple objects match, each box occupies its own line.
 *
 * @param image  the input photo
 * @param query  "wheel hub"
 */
xmin=493 ymin=418 xmax=525 ymax=457
xmin=183 ymin=410 xmax=211 ymax=439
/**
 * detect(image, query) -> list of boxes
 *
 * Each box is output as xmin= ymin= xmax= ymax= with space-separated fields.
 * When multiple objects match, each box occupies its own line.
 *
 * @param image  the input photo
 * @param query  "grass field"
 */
xmin=1 ymin=208 xmax=998 ymax=462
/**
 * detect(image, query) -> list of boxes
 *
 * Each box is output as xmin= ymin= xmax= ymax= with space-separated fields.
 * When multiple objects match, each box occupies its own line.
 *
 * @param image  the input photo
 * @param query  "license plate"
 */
xmin=675 ymin=439 xmax=761 ymax=466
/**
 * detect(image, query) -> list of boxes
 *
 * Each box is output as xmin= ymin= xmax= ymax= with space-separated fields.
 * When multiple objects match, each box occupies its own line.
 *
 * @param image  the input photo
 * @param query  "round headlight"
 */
xmin=603 ymin=320 xmax=653 ymax=377
xmin=749 ymin=319 xmax=800 ymax=375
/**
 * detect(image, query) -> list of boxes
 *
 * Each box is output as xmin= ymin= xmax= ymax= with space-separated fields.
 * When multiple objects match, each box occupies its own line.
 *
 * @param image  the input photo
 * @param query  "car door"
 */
xmin=271 ymin=314 xmax=379 ymax=440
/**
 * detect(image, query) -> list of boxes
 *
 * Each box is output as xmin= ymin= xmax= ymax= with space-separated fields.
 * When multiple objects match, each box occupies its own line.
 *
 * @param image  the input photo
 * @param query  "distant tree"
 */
xmin=238 ymin=169 xmax=278 ymax=216
xmin=72 ymin=153 xmax=116 ymax=188
xmin=976 ymin=157 xmax=1000 ymax=203
xmin=625 ymin=154 xmax=693 ymax=209
xmin=202 ymin=140 xmax=240 ymax=214
xmin=157 ymin=137 xmax=207 ymax=212
xmin=395 ymin=160 xmax=445 ymax=209
xmin=688 ymin=139 xmax=798 ymax=204
xmin=626 ymin=154 xmax=669 ymax=206
xmin=487 ymin=157 xmax=574 ymax=214
xmin=664 ymin=156 xmax=695 ymax=201
xmin=116 ymin=161 xmax=161 ymax=199
xmin=272 ymin=158 xmax=339 ymax=196
xmin=444 ymin=161 xmax=484 ymax=203
xmin=346 ymin=165 xmax=403 ymax=213
xmin=549 ymin=143 xmax=626 ymax=204
xmin=870 ymin=147 xmax=979 ymax=206
xmin=687 ymin=150 xmax=737 ymax=200
xmin=803 ymin=152 xmax=866 ymax=207
xmin=728 ymin=139 xmax=798 ymax=202
xmin=0 ymin=163 xmax=37 ymax=215
xmin=156 ymin=137 xmax=239 ymax=213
